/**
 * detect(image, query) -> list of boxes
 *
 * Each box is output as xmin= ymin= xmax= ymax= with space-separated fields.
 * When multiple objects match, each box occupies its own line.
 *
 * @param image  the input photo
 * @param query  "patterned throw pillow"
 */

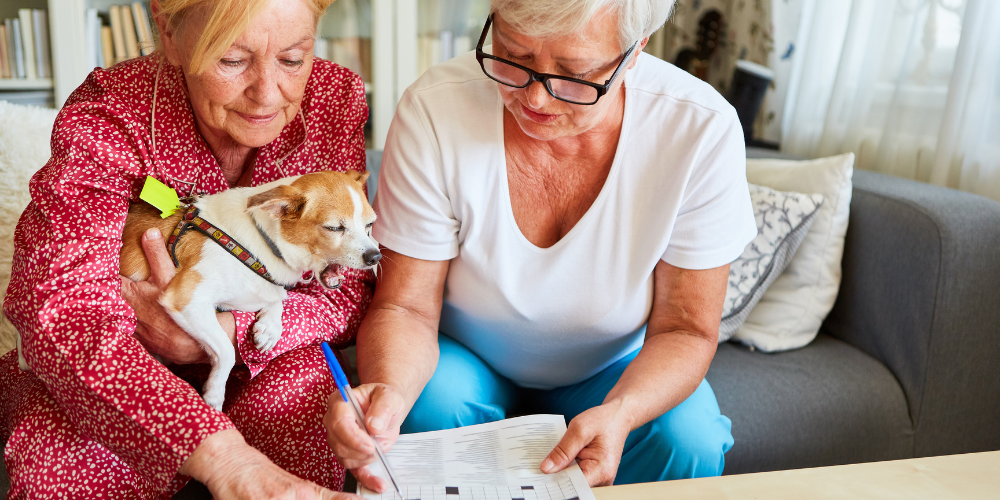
xmin=719 ymin=184 xmax=824 ymax=343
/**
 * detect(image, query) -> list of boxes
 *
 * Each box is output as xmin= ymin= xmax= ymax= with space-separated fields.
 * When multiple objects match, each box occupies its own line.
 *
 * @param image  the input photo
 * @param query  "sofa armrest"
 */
xmin=823 ymin=170 xmax=1000 ymax=457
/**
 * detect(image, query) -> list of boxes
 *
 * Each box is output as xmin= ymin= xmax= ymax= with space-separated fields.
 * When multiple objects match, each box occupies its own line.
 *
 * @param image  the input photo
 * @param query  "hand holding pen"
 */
xmin=321 ymin=342 xmax=408 ymax=497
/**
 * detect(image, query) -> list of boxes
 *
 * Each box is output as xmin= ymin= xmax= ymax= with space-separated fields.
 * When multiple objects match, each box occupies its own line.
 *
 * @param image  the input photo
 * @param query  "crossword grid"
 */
xmin=367 ymin=482 xmax=581 ymax=500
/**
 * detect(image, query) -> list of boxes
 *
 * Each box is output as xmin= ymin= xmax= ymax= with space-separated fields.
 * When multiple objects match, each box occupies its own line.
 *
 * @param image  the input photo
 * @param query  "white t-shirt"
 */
xmin=373 ymin=51 xmax=757 ymax=389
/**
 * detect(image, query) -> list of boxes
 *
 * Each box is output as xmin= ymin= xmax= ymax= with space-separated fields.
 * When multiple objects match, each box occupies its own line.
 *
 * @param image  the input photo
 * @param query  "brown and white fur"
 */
xmin=18 ymin=170 xmax=380 ymax=410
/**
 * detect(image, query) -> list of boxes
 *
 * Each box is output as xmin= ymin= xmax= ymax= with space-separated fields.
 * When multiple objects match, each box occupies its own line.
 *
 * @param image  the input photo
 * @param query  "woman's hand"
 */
xmin=324 ymin=383 xmax=408 ymax=493
xmin=540 ymin=401 xmax=633 ymax=487
xmin=182 ymin=429 xmax=360 ymax=500
xmin=120 ymin=228 xmax=238 ymax=364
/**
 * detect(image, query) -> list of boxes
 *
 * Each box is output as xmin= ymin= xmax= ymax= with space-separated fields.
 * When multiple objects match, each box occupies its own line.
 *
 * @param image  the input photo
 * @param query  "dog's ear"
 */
xmin=345 ymin=170 xmax=370 ymax=186
xmin=247 ymin=185 xmax=306 ymax=220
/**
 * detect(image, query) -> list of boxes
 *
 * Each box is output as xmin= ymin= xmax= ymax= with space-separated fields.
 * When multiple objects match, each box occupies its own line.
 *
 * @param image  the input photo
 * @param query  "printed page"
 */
xmin=359 ymin=414 xmax=595 ymax=500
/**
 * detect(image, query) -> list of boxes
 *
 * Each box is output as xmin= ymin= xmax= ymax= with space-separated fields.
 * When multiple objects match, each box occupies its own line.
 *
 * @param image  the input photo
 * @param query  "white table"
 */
xmin=593 ymin=451 xmax=1000 ymax=500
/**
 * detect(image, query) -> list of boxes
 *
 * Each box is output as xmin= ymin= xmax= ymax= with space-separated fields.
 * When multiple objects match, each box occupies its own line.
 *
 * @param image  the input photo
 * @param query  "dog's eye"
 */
xmin=324 ymin=225 xmax=345 ymax=232
xmin=365 ymin=222 xmax=374 ymax=229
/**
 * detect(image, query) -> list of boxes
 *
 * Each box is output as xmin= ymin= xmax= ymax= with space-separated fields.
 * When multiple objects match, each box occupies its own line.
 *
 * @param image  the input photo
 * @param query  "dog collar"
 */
xmin=167 ymin=206 xmax=281 ymax=286
xmin=251 ymin=215 xmax=285 ymax=262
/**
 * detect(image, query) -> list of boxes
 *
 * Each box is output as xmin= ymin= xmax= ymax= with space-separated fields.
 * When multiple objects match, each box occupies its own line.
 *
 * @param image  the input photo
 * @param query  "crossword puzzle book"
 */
xmin=358 ymin=414 xmax=596 ymax=500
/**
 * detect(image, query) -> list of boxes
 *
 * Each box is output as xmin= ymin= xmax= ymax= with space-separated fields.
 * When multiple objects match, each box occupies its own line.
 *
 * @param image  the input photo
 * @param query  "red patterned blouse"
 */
xmin=1 ymin=55 xmax=374 ymax=489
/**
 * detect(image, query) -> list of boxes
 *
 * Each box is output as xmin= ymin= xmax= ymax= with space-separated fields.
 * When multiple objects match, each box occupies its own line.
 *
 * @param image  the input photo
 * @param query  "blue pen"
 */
xmin=321 ymin=342 xmax=404 ymax=498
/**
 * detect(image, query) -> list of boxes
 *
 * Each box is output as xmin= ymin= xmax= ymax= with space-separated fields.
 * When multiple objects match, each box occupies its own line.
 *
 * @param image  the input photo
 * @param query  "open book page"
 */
xmin=358 ymin=414 xmax=596 ymax=500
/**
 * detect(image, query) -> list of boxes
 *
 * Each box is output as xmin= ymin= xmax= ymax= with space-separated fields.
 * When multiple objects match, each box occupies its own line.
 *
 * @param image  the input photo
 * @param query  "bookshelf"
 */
xmin=11 ymin=0 xmax=493 ymax=149
xmin=364 ymin=0 xmax=489 ymax=149
xmin=0 ymin=78 xmax=52 ymax=90
xmin=0 ymin=0 xmax=56 ymax=106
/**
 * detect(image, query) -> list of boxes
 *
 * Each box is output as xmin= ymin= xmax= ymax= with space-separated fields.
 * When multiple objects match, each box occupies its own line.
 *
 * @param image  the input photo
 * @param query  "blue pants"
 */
xmin=402 ymin=335 xmax=734 ymax=484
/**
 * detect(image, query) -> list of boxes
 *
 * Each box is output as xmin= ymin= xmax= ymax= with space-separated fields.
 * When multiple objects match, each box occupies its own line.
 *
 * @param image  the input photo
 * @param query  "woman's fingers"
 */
xmin=141 ymin=228 xmax=176 ymax=288
xmin=549 ymin=428 xmax=617 ymax=486
xmin=575 ymin=438 xmax=620 ymax=486
xmin=325 ymin=382 xmax=408 ymax=492
xmin=341 ymin=384 xmax=403 ymax=453
xmin=541 ymin=407 xmax=626 ymax=486
xmin=315 ymin=482 xmax=363 ymax=500
xmin=351 ymin=464 xmax=390 ymax=493
xmin=360 ymin=385 xmax=404 ymax=439
xmin=324 ymin=394 xmax=376 ymax=466
xmin=120 ymin=275 xmax=136 ymax=301
xmin=541 ymin=418 xmax=592 ymax=474
xmin=577 ymin=456 xmax=615 ymax=487
xmin=189 ymin=429 xmax=362 ymax=500
xmin=326 ymin=491 xmax=363 ymax=500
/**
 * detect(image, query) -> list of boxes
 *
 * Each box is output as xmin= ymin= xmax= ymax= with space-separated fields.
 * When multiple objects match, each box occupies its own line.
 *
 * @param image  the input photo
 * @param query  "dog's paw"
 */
xmin=203 ymin=393 xmax=225 ymax=412
xmin=252 ymin=310 xmax=283 ymax=352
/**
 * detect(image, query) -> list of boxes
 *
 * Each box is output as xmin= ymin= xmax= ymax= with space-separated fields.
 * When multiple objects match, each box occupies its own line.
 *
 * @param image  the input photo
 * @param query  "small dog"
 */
xmin=19 ymin=170 xmax=380 ymax=410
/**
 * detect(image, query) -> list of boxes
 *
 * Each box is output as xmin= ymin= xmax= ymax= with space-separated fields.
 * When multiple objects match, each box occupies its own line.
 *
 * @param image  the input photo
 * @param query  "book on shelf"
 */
xmin=1 ymin=9 xmax=53 ymax=82
xmin=32 ymin=9 xmax=51 ymax=79
xmin=315 ymin=36 xmax=371 ymax=83
xmin=131 ymin=2 xmax=154 ymax=56
xmin=8 ymin=19 xmax=25 ymax=79
xmin=17 ymin=9 xmax=36 ymax=80
xmin=108 ymin=5 xmax=128 ymax=65
xmin=417 ymin=31 xmax=472 ymax=75
xmin=89 ymin=3 xmax=155 ymax=69
xmin=101 ymin=26 xmax=114 ymax=69
xmin=4 ymin=21 xmax=16 ymax=78
xmin=86 ymin=9 xmax=103 ymax=69
xmin=120 ymin=4 xmax=140 ymax=59
xmin=0 ymin=25 xmax=10 ymax=79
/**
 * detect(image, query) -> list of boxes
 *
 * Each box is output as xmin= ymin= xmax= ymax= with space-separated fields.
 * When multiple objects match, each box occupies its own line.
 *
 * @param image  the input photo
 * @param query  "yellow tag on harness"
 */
xmin=139 ymin=176 xmax=182 ymax=218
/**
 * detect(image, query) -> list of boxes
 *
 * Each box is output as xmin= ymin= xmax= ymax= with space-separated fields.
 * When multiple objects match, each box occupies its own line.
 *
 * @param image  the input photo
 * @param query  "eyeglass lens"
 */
xmin=481 ymin=58 xmax=600 ymax=104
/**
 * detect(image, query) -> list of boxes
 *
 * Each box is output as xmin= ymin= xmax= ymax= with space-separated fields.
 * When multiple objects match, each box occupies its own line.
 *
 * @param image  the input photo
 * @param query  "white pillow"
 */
xmin=731 ymin=153 xmax=854 ymax=352
xmin=719 ymin=184 xmax=824 ymax=343
xmin=0 ymin=101 xmax=58 ymax=356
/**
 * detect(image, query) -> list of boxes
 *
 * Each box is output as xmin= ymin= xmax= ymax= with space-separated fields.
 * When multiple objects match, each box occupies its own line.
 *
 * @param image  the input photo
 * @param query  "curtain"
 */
xmin=782 ymin=0 xmax=1000 ymax=201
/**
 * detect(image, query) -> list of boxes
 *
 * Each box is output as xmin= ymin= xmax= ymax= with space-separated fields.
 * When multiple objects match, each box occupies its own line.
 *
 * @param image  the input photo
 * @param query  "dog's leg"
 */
xmin=166 ymin=304 xmax=235 ymax=411
xmin=160 ymin=271 xmax=235 ymax=411
xmin=252 ymin=301 xmax=284 ymax=352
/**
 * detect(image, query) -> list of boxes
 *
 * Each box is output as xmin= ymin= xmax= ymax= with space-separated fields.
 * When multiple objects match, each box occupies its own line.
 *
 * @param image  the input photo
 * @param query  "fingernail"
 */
xmin=144 ymin=228 xmax=161 ymax=241
xmin=540 ymin=458 xmax=554 ymax=472
xmin=369 ymin=417 xmax=385 ymax=432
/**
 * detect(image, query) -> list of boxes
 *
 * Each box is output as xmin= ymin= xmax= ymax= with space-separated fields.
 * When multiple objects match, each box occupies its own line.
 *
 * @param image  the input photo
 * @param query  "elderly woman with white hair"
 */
xmin=326 ymin=0 xmax=756 ymax=487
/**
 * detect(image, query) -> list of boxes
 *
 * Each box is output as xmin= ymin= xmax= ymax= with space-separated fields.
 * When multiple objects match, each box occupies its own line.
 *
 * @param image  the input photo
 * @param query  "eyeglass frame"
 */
xmin=474 ymin=14 xmax=639 ymax=106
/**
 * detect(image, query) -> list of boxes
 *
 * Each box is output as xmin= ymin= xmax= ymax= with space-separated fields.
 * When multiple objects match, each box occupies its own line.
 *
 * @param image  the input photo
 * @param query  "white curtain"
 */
xmin=781 ymin=0 xmax=1000 ymax=201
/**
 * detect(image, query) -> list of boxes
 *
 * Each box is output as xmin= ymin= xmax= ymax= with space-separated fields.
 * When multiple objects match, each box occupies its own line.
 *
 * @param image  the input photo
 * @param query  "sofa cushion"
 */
xmin=720 ymin=184 xmax=824 ymax=342
xmin=734 ymin=154 xmax=855 ymax=352
xmin=707 ymin=334 xmax=913 ymax=475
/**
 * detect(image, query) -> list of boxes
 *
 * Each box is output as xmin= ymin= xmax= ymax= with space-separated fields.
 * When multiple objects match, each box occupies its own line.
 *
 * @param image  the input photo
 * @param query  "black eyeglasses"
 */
xmin=475 ymin=14 xmax=638 ymax=105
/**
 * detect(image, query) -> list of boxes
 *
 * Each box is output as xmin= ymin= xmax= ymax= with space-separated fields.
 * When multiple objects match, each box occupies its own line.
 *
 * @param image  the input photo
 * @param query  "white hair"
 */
xmin=490 ymin=0 xmax=675 ymax=52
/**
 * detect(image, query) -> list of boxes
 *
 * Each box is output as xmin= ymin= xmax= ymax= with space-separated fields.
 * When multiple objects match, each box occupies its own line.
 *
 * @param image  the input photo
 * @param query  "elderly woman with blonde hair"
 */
xmin=0 ymin=0 xmax=372 ymax=498
xmin=326 ymin=0 xmax=757 ymax=489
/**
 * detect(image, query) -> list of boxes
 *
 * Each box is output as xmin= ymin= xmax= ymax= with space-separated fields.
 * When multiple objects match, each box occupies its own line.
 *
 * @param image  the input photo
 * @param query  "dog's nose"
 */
xmin=363 ymin=249 xmax=382 ymax=267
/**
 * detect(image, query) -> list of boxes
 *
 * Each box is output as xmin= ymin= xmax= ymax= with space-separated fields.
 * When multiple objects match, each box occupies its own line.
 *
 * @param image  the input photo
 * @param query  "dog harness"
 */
xmin=167 ymin=205 xmax=281 ymax=285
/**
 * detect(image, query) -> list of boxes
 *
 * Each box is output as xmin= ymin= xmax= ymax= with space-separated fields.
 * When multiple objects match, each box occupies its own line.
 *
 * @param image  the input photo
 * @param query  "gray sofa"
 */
xmin=710 ymin=148 xmax=1000 ymax=474
xmin=2 ymin=150 xmax=998 ymax=497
